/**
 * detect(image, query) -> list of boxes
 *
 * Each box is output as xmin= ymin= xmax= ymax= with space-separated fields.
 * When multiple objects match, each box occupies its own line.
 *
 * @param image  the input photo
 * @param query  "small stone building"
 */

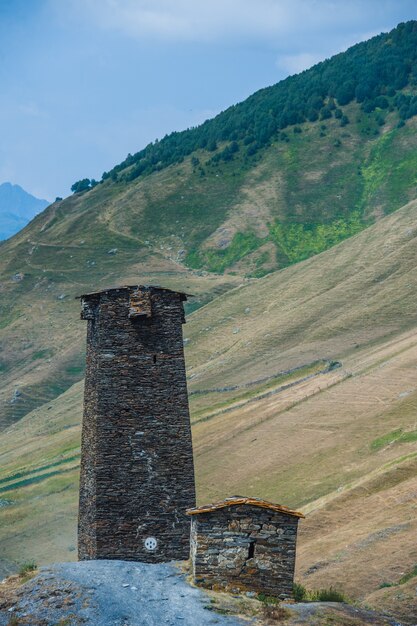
xmin=78 ymin=285 xmax=196 ymax=563
xmin=187 ymin=496 xmax=304 ymax=598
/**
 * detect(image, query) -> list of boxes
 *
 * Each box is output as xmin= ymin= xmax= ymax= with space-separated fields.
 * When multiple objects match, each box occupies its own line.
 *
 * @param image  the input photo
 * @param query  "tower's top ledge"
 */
xmin=76 ymin=285 xmax=192 ymax=301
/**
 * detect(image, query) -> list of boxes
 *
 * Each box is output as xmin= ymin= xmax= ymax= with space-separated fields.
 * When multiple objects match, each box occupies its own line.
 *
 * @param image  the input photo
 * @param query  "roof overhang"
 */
xmin=186 ymin=496 xmax=304 ymax=519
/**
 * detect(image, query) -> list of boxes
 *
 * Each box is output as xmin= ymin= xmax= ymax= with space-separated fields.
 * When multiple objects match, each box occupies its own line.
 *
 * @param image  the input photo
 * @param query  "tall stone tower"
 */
xmin=78 ymin=285 xmax=196 ymax=562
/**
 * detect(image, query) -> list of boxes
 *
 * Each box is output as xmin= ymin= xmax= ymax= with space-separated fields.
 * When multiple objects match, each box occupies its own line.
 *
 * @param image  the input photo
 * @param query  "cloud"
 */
xmin=67 ymin=0 xmax=287 ymax=42
xmin=62 ymin=0 xmax=403 ymax=45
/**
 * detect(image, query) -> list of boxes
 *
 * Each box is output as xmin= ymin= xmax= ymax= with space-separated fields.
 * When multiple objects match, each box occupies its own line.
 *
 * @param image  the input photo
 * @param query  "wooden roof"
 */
xmin=186 ymin=496 xmax=304 ymax=519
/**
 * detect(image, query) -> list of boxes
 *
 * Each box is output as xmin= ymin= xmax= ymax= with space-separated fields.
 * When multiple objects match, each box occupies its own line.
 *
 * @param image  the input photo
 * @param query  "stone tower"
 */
xmin=78 ymin=285 xmax=196 ymax=562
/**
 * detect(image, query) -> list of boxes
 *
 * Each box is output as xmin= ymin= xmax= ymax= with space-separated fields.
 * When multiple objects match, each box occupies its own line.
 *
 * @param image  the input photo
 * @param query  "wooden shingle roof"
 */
xmin=186 ymin=496 xmax=304 ymax=519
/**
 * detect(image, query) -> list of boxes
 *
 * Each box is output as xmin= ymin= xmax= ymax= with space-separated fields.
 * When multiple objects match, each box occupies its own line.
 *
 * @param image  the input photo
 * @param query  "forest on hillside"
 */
xmin=66 ymin=20 xmax=417 ymax=276
xmin=90 ymin=21 xmax=417 ymax=185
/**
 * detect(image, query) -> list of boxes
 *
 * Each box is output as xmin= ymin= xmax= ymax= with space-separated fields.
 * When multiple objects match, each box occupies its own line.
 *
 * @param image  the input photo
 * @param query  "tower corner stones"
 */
xmin=78 ymin=285 xmax=196 ymax=562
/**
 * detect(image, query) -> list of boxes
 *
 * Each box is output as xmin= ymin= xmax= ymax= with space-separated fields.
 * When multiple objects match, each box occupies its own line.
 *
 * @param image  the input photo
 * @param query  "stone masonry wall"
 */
xmin=190 ymin=505 xmax=299 ymax=598
xmin=78 ymin=286 xmax=196 ymax=562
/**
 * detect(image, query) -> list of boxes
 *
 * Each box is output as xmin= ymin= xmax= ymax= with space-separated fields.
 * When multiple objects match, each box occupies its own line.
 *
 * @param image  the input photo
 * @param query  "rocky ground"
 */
xmin=0 ymin=561 xmax=251 ymax=626
xmin=0 ymin=560 xmax=406 ymax=626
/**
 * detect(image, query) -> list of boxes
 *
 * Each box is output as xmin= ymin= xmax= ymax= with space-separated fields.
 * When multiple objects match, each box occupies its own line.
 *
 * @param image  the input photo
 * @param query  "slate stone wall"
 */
xmin=190 ymin=505 xmax=299 ymax=598
xmin=78 ymin=286 xmax=196 ymax=562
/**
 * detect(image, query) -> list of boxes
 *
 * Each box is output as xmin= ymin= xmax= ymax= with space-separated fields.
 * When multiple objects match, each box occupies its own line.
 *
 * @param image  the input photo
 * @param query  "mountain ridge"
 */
xmin=55 ymin=20 xmax=417 ymax=278
xmin=98 ymin=20 xmax=417 ymax=187
xmin=2 ymin=21 xmax=417 ymax=457
xmin=0 ymin=182 xmax=49 ymax=240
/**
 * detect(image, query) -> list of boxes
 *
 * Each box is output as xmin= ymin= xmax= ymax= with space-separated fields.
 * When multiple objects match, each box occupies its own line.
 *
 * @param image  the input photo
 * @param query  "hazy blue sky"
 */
xmin=2 ymin=0 xmax=417 ymax=201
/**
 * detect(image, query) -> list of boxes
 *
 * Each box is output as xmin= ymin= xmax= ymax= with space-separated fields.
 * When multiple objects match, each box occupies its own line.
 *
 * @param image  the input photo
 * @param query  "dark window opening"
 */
xmin=248 ymin=541 xmax=255 ymax=559
xmin=153 ymin=355 xmax=157 ymax=364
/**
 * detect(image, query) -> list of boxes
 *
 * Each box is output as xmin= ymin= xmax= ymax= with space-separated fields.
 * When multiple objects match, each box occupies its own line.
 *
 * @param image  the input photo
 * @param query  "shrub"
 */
xmin=19 ymin=560 xmax=37 ymax=577
xmin=320 ymin=106 xmax=332 ymax=120
xmin=293 ymin=582 xmax=309 ymax=601
xmin=246 ymin=142 xmax=260 ymax=156
xmin=312 ymin=587 xmax=347 ymax=602
xmin=293 ymin=582 xmax=347 ymax=603
xmin=257 ymin=593 xmax=280 ymax=605
xmin=70 ymin=178 xmax=91 ymax=193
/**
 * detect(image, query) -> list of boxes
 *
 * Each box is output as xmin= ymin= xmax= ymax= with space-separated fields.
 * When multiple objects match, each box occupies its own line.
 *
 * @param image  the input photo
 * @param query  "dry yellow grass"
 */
xmin=184 ymin=197 xmax=417 ymax=392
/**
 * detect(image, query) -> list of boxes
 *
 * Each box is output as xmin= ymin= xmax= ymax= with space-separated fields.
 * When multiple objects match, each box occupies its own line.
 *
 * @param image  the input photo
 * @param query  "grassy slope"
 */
xmin=1 ymin=200 xmax=417 ymax=623
xmin=184 ymin=195 xmax=417 ymax=391
xmin=2 ymin=111 xmax=417 ymax=432
xmin=0 ymin=160 xmax=246 ymax=429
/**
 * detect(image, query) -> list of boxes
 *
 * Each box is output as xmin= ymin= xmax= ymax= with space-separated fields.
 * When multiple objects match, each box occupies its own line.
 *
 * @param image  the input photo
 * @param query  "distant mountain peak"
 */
xmin=0 ymin=182 xmax=49 ymax=240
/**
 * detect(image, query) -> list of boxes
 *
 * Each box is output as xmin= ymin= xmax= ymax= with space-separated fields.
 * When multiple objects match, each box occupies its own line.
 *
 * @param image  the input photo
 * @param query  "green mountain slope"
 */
xmin=102 ymin=20 xmax=417 ymax=186
xmin=66 ymin=97 xmax=417 ymax=278
xmin=3 ymin=105 xmax=417 ymax=427
xmin=66 ymin=20 xmax=417 ymax=271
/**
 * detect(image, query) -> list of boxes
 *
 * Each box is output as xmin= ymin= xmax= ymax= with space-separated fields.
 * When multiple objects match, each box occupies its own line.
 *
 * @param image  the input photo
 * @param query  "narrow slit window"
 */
xmin=248 ymin=541 xmax=255 ymax=559
xmin=153 ymin=354 xmax=157 ymax=364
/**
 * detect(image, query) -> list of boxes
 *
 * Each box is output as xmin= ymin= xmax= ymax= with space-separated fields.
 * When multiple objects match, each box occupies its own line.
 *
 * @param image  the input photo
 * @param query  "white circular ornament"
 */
xmin=144 ymin=536 xmax=158 ymax=551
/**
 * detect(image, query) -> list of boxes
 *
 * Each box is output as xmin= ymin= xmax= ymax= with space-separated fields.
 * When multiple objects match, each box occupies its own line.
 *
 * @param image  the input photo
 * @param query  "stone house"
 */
xmin=187 ymin=496 xmax=304 ymax=598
